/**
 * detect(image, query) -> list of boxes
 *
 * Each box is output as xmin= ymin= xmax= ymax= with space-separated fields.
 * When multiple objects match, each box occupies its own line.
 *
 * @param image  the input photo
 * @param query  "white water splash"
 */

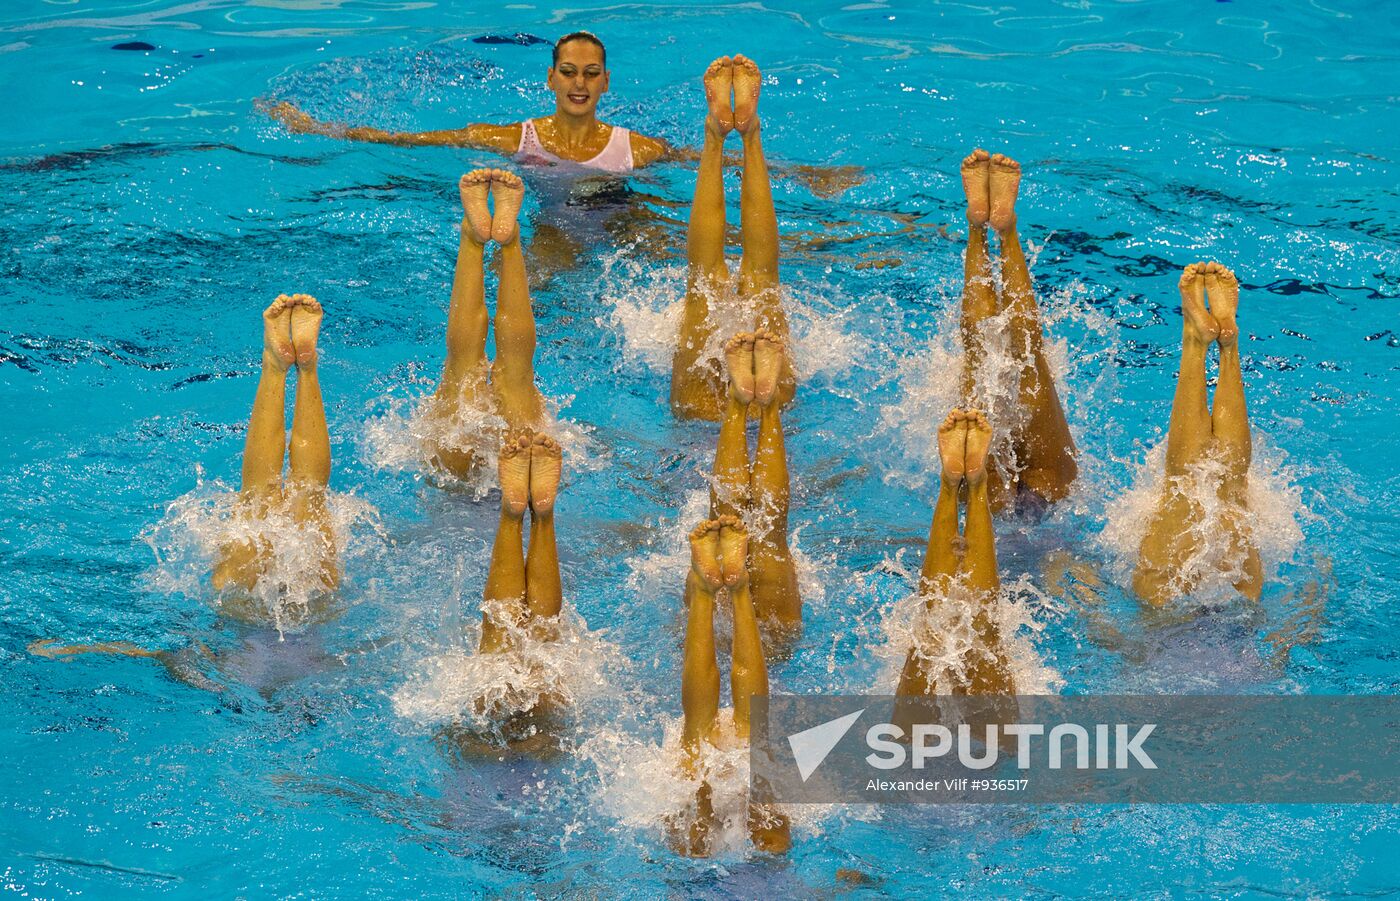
xmin=363 ymin=390 xmax=608 ymax=499
xmin=876 ymin=272 xmax=1118 ymax=493
xmin=579 ymin=711 xmax=854 ymax=858
xmin=596 ymin=248 xmax=866 ymax=386
xmin=1098 ymin=435 xmax=1307 ymax=603
xmin=871 ymin=573 xmax=1065 ymax=696
xmin=392 ymin=603 xmax=621 ymax=739
xmin=141 ymin=471 xmax=380 ymax=637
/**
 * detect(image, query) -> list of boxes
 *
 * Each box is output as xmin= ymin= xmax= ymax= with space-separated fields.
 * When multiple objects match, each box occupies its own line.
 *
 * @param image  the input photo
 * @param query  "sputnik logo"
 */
xmin=787 ymin=708 xmax=865 ymax=781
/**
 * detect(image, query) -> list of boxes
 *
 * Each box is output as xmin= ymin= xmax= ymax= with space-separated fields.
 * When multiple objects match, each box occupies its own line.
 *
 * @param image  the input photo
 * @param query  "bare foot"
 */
xmin=717 ymin=514 xmax=749 ymax=588
xmin=262 ymin=295 xmax=296 ymax=371
xmin=988 ymin=153 xmax=1021 ymax=234
xmin=288 ymin=293 xmax=322 ymax=369
xmin=751 ymin=328 xmax=785 ymax=407
xmin=498 ymin=430 xmax=532 ymax=517
xmin=960 ymin=148 xmax=991 ymax=228
xmin=1179 ymin=263 xmax=1219 ymax=343
xmin=732 ymin=55 xmax=762 ymax=135
xmin=528 ymin=432 xmax=562 ymax=516
xmin=1202 ymin=261 xmax=1240 ymax=345
xmin=489 ymin=169 xmax=525 ymax=245
xmin=937 ymin=410 xmax=966 ymax=485
xmin=459 ymin=170 xmax=494 ymax=244
xmin=963 ymin=410 xmax=993 ymax=486
xmin=725 ymin=332 xmax=756 ymax=405
xmin=703 ymin=56 xmax=734 ymax=136
xmin=689 ymin=519 xmax=724 ymax=592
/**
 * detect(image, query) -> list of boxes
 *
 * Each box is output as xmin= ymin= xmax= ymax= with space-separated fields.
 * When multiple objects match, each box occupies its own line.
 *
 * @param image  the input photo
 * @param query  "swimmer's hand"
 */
xmin=259 ymin=98 xmax=331 ymax=136
xmin=786 ymin=163 xmax=865 ymax=199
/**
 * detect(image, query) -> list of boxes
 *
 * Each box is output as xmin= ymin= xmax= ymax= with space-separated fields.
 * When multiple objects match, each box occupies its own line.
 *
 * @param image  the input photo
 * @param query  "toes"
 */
xmin=961 ymin=148 xmax=989 ymax=167
xmin=989 ymin=153 xmax=1021 ymax=174
xmin=531 ymin=432 xmax=561 ymax=456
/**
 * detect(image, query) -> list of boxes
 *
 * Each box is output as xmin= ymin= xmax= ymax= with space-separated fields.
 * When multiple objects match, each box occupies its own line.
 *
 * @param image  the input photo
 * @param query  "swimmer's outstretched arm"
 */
xmin=262 ymin=100 xmax=521 ymax=154
xmin=264 ymin=99 xmax=679 ymax=167
xmin=29 ymin=639 xmax=161 ymax=660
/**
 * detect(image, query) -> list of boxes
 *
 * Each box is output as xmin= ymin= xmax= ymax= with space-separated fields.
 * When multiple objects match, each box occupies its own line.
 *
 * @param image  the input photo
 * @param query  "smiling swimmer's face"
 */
xmin=547 ymin=40 xmax=609 ymax=118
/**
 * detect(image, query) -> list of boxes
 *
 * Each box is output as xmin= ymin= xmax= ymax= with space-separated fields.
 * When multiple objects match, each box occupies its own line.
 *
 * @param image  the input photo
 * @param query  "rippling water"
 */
xmin=4 ymin=0 xmax=1398 ymax=895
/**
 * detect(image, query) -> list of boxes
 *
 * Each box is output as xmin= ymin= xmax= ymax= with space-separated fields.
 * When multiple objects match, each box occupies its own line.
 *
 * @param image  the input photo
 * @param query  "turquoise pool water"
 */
xmin=4 ymin=0 xmax=1398 ymax=895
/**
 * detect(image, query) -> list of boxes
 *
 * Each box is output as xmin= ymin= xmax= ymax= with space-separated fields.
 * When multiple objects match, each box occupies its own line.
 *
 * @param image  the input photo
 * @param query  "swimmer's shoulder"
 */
xmin=463 ymin=121 xmax=524 ymax=154
xmin=628 ymin=129 xmax=674 ymax=168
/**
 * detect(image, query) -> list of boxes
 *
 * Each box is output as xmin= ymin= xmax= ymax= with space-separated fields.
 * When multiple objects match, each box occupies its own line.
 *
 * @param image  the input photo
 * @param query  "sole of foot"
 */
xmin=688 ymin=519 xmax=725 ymax=591
xmin=263 ymin=294 xmax=296 ymax=370
xmin=489 ymin=169 xmax=525 ymax=245
xmin=703 ymin=56 xmax=734 ymax=136
xmin=961 ymin=148 xmax=991 ymax=227
xmin=528 ymin=432 xmax=562 ymax=515
xmin=725 ymin=332 xmax=756 ymax=404
xmin=988 ymin=153 xmax=1021 ymax=234
xmin=938 ymin=409 xmax=966 ymax=484
xmin=499 ymin=430 xmax=533 ymax=517
xmin=752 ymin=327 xmax=784 ymax=407
xmin=288 ymin=293 xmax=322 ymax=368
xmin=717 ymin=514 xmax=749 ymax=587
xmin=732 ymin=54 xmax=761 ymax=135
xmin=1202 ymin=261 xmax=1240 ymax=344
xmin=460 ymin=170 xmax=494 ymax=244
xmin=963 ymin=410 xmax=993 ymax=486
xmin=1179 ymin=263 xmax=1219 ymax=342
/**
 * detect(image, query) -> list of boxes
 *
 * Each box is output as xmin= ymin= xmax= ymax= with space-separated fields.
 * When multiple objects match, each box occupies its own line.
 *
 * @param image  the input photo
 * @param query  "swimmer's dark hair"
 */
xmin=553 ymin=31 xmax=605 ymax=67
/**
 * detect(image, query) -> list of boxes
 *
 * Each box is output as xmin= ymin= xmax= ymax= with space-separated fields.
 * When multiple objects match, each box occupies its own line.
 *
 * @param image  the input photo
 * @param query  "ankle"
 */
xmin=460 ymin=218 xmax=487 ymax=248
xmin=261 ymin=350 xmax=291 ymax=375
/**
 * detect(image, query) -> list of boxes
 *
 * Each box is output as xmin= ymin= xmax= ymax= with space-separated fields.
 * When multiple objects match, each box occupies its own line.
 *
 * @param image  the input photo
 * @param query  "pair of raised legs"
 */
xmin=478 ymin=429 xmax=564 ymax=653
xmin=212 ymin=293 xmax=337 ymax=600
xmin=710 ymin=329 xmax=801 ymax=628
xmin=1134 ymin=263 xmax=1261 ymax=605
xmin=958 ymin=149 xmax=1077 ymax=509
xmin=671 ymin=516 xmax=790 ymax=857
xmin=30 ymin=295 xmax=334 ymax=661
xmin=895 ymin=410 xmax=1015 ymax=700
xmin=429 ymin=169 xmax=546 ymax=478
xmin=671 ymin=55 xmax=795 ymax=421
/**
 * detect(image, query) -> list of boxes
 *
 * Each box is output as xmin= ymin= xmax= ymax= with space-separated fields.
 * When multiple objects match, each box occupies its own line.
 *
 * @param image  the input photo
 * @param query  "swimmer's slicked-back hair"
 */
xmin=553 ymin=31 xmax=606 ymax=67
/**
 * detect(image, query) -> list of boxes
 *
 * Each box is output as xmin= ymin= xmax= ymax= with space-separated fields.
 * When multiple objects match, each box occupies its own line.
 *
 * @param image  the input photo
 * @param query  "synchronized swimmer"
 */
xmin=35 ymin=38 xmax=1278 ymax=860
xmin=266 ymin=32 xmax=672 ymax=173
